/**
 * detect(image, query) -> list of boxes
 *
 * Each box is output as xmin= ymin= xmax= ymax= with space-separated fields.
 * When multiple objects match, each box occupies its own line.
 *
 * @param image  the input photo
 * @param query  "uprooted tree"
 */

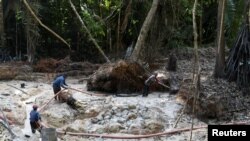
xmin=87 ymin=60 xmax=169 ymax=94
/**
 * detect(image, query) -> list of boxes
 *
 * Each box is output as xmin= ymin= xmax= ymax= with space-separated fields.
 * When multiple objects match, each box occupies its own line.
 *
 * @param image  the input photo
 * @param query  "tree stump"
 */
xmin=41 ymin=128 xmax=57 ymax=141
xmin=166 ymin=53 xmax=177 ymax=71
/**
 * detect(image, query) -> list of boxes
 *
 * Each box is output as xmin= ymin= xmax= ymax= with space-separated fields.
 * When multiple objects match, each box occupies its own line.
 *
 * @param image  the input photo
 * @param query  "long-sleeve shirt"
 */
xmin=30 ymin=110 xmax=41 ymax=122
xmin=145 ymin=75 xmax=159 ymax=86
xmin=53 ymin=76 xmax=68 ymax=88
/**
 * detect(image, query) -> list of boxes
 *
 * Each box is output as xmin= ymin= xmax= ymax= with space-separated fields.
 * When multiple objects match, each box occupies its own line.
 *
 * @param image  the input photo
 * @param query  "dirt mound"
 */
xmin=87 ymin=60 xmax=169 ymax=94
xmin=33 ymin=57 xmax=100 ymax=76
xmin=33 ymin=58 xmax=60 ymax=72
xmin=0 ymin=64 xmax=33 ymax=80
xmin=87 ymin=60 xmax=147 ymax=94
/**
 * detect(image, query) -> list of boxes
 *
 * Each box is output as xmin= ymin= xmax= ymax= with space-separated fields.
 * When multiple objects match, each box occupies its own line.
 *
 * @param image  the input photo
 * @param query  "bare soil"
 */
xmin=0 ymin=47 xmax=249 ymax=141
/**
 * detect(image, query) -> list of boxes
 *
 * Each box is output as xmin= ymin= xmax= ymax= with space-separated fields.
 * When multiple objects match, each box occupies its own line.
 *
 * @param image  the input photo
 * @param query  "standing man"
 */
xmin=30 ymin=105 xmax=42 ymax=133
xmin=52 ymin=74 xmax=69 ymax=101
xmin=142 ymin=73 xmax=159 ymax=97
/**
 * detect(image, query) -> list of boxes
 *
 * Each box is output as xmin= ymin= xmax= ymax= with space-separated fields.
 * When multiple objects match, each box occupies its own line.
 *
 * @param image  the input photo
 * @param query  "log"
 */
xmin=166 ymin=53 xmax=177 ymax=71
xmin=57 ymin=91 xmax=78 ymax=109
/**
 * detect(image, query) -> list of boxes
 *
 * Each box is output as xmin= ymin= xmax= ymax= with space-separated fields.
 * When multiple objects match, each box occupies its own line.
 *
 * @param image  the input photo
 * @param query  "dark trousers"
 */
xmin=142 ymin=84 xmax=149 ymax=97
xmin=30 ymin=121 xmax=41 ymax=133
xmin=53 ymin=85 xmax=61 ymax=100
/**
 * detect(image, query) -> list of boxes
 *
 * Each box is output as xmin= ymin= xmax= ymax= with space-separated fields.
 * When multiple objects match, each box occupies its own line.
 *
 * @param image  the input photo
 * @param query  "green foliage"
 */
xmin=104 ymin=0 xmax=111 ymax=9
xmin=15 ymin=10 xmax=23 ymax=22
xmin=10 ymin=0 xmax=247 ymax=61
xmin=80 ymin=3 xmax=105 ymax=38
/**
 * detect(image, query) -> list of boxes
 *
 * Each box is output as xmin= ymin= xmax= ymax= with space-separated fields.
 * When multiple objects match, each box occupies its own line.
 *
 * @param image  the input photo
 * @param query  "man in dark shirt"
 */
xmin=142 ymin=73 xmax=159 ymax=97
xmin=52 ymin=74 xmax=69 ymax=101
xmin=29 ymin=105 xmax=42 ymax=133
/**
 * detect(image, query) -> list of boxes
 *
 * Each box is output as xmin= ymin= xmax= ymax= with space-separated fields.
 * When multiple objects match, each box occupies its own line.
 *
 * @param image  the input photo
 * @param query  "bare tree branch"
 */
xmin=22 ymin=0 xmax=71 ymax=49
xmin=69 ymin=0 xmax=110 ymax=63
xmin=190 ymin=0 xmax=199 ymax=140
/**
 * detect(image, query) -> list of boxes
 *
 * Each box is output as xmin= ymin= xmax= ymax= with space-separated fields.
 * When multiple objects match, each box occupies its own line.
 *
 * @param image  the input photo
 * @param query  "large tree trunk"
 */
xmin=129 ymin=0 xmax=160 ymax=62
xmin=214 ymin=0 xmax=226 ymax=78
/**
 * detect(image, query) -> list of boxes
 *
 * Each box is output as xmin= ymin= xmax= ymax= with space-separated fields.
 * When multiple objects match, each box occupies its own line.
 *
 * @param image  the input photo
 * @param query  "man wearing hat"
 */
xmin=29 ymin=105 xmax=42 ymax=133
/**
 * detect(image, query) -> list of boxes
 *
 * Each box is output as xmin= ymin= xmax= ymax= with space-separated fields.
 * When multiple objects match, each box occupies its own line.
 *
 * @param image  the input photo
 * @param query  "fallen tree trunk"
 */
xmin=39 ymin=90 xmax=85 ymax=111
xmin=58 ymin=91 xmax=78 ymax=109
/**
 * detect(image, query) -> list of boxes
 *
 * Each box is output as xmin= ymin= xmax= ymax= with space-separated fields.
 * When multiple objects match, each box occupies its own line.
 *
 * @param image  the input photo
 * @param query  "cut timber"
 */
xmin=87 ymin=60 xmax=169 ymax=94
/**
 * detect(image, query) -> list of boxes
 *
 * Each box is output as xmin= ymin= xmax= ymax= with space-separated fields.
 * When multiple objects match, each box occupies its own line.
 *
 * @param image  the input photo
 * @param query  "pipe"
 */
xmin=38 ymin=89 xmax=65 ymax=112
xmin=56 ymin=125 xmax=207 ymax=139
xmin=68 ymin=87 xmax=106 ymax=96
xmin=55 ymin=121 xmax=249 ymax=139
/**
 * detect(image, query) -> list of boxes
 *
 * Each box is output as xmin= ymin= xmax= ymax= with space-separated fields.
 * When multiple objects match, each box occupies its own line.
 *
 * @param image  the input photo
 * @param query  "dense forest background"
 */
xmin=0 ymin=0 xmax=246 ymax=64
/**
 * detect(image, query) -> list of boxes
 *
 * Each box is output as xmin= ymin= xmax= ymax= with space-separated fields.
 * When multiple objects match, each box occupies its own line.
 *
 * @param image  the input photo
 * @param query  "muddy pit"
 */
xmin=0 ymin=77 xmax=209 ymax=141
xmin=0 ymin=47 xmax=250 ymax=141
